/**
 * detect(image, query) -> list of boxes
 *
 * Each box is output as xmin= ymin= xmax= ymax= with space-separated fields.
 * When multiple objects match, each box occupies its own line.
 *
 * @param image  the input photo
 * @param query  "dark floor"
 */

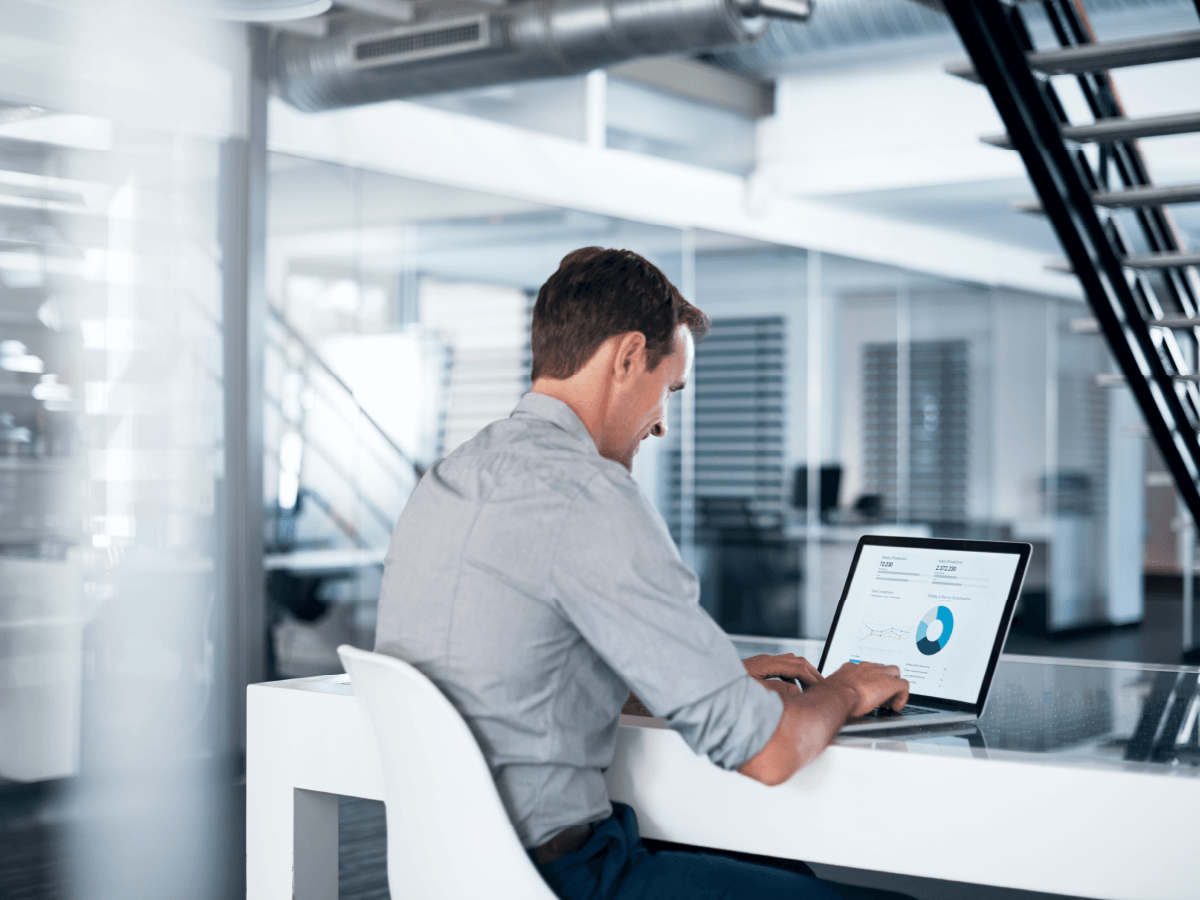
xmin=3 ymin=584 xmax=1191 ymax=900
xmin=339 ymin=795 xmax=389 ymax=900
xmin=0 ymin=772 xmax=246 ymax=900
xmin=0 ymin=780 xmax=70 ymax=900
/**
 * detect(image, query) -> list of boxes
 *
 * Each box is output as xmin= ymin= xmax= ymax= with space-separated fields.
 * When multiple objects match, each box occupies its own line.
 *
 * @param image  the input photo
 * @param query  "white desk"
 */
xmin=247 ymin=639 xmax=1200 ymax=900
xmin=263 ymin=548 xmax=387 ymax=573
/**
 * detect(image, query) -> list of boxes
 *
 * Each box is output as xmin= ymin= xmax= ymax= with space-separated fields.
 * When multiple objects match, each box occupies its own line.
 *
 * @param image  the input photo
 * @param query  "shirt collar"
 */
xmin=511 ymin=392 xmax=598 ymax=454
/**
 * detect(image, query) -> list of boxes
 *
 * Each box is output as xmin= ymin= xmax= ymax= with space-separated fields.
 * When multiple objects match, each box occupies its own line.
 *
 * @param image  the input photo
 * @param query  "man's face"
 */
xmin=601 ymin=324 xmax=694 ymax=471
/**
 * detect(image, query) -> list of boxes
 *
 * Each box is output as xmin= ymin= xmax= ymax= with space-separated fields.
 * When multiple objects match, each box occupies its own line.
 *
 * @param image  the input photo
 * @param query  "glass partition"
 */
xmin=0 ymin=5 xmax=245 ymax=899
xmin=263 ymin=156 xmax=1148 ymax=653
xmin=264 ymin=155 xmax=687 ymax=675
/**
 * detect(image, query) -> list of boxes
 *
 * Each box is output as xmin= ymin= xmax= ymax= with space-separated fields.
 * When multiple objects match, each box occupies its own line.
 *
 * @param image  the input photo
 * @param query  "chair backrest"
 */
xmin=337 ymin=645 xmax=559 ymax=900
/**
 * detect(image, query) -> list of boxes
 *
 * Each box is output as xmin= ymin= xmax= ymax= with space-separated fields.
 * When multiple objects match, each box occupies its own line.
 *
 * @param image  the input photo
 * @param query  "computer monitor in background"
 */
xmin=792 ymin=464 xmax=842 ymax=516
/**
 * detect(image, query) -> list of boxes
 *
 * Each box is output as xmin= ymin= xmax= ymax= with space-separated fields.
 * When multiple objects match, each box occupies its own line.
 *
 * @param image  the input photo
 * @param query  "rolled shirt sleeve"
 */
xmin=551 ymin=466 xmax=783 ymax=770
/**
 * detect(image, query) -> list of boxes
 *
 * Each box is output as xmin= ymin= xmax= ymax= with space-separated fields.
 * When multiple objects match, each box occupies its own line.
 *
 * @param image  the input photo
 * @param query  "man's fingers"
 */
xmin=827 ymin=662 xmax=912 ymax=716
xmin=743 ymin=654 xmax=824 ymax=685
xmin=796 ymin=660 xmax=823 ymax=686
xmin=786 ymin=658 xmax=823 ymax=685
xmin=758 ymin=677 xmax=800 ymax=698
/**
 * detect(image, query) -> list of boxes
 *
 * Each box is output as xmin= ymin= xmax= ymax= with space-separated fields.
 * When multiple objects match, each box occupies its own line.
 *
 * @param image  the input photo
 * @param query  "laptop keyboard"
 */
xmin=862 ymin=705 xmax=935 ymax=718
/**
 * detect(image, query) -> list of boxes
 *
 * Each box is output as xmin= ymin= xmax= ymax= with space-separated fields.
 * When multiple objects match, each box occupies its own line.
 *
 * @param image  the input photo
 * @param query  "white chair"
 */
xmin=337 ymin=644 xmax=561 ymax=900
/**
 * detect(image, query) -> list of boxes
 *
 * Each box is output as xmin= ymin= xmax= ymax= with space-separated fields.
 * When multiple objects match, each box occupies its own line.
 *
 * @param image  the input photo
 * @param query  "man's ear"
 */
xmin=612 ymin=332 xmax=647 ymax=383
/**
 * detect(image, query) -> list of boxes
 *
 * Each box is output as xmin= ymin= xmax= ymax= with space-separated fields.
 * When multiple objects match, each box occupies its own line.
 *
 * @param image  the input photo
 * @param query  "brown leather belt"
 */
xmin=534 ymin=822 xmax=593 ymax=864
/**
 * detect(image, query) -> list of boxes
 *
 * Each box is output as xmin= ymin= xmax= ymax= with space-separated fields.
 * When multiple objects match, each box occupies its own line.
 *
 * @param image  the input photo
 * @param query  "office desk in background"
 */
xmin=246 ymin=638 xmax=1200 ymax=900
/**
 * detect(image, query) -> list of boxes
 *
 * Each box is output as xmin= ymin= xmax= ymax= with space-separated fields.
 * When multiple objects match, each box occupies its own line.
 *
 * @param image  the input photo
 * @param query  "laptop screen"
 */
xmin=819 ymin=540 xmax=1025 ymax=706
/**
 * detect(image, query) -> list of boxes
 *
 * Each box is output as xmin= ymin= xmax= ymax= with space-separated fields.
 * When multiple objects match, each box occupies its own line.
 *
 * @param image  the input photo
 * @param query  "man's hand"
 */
xmin=825 ymin=662 xmax=909 ymax=717
xmin=741 ymin=653 xmax=823 ymax=689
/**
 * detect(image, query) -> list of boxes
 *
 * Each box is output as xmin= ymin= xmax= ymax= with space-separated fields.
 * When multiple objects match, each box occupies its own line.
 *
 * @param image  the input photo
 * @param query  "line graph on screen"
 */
xmin=858 ymin=619 xmax=916 ymax=642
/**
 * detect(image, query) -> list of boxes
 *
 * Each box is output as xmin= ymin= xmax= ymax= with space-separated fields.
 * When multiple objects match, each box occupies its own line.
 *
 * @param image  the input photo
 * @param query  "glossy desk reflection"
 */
xmin=245 ymin=640 xmax=1200 ymax=900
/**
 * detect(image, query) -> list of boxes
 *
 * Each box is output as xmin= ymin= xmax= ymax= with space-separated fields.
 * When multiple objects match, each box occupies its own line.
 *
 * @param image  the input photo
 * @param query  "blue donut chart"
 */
xmin=915 ymin=605 xmax=954 ymax=656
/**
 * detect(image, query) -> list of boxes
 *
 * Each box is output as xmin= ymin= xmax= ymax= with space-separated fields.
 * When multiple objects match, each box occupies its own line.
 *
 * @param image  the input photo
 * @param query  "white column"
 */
xmin=584 ymin=69 xmax=607 ymax=150
xmin=803 ymin=251 xmax=822 ymax=638
xmin=896 ymin=278 xmax=910 ymax=524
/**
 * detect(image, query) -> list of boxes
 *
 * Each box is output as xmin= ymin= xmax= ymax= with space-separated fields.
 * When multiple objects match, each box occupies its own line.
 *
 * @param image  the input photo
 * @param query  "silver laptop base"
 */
xmin=840 ymin=711 xmax=977 ymax=733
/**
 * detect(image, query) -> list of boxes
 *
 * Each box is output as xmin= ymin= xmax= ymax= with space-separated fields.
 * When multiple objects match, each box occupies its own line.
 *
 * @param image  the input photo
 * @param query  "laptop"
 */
xmin=817 ymin=535 xmax=1031 ymax=733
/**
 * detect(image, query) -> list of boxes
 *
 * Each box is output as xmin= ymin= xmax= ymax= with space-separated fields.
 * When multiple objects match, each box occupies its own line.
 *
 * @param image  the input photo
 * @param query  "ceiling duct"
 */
xmin=274 ymin=0 xmax=811 ymax=112
xmin=352 ymin=14 xmax=493 ymax=68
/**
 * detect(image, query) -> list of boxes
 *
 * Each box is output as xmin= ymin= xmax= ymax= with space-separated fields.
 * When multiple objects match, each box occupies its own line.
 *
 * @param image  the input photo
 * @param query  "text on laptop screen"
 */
xmin=821 ymin=544 xmax=1021 ymax=704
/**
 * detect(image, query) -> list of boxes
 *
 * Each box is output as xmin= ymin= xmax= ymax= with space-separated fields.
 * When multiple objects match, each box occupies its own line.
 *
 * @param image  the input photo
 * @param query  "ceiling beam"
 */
xmin=268 ymin=96 xmax=1081 ymax=299
xmin=607 ymin=57 xmax=774 ymax=118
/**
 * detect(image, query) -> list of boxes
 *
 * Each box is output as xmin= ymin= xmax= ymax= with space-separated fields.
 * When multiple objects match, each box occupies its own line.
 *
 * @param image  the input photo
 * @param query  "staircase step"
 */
xmin=982 ymin=110 xmax=1200 ymax=148
xmin=1123 ymin=251 xmax=1200 ymax=270
xmin=1047 ymin=252 xmax=1200 ymax=273
xmin=948 ymin=29 xmax=1200 ymax=82
xmin=1012 ymin=183 xmax=1200 ymax=215
xmin=1093 ymin=372 xmax=1200 ymax=387
xmin=1094 ymin=184 xmax=1200 ymax=208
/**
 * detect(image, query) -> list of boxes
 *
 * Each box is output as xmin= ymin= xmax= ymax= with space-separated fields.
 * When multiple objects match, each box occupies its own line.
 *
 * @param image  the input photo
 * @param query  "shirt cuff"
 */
xmin=664 ymin=674 xmax=784 ymax=771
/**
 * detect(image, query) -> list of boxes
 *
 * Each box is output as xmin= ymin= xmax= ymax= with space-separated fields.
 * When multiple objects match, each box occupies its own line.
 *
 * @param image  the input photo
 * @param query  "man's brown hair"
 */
xmin=530 ymin=247 xmax=710 ymax=381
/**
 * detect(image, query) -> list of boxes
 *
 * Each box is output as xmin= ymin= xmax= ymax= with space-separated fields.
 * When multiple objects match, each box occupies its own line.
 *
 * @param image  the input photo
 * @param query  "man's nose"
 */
xmin=650 ymin=421 xmax=667 ymax=438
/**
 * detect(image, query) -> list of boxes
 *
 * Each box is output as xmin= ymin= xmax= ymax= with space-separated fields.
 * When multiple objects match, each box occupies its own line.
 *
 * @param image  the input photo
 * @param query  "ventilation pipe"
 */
xmin=274 ymin=0 xmax=812 ymax=112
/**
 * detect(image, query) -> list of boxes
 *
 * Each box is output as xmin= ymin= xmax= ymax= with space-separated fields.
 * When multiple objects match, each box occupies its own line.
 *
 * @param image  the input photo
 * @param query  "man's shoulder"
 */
xmin=437 ymin=413 xmax=623 ymax=493
xmin=552 ymin=458 xmax=672 ymax=556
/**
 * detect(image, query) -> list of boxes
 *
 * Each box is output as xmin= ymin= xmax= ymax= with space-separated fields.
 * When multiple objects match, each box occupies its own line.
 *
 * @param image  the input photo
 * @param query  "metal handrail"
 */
xmin=264 ymin=337 xmax=417 ymax=494
xmin=267 ymin=305 xmax=426 ymax=479
xmin=263 ymin=389 xmax=400 ymax=536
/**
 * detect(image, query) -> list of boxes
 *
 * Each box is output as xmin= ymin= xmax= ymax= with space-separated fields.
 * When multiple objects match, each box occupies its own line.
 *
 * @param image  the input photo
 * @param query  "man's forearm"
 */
xmin=782 ymin=681 xmax=861 ymax=770
xmin=739 ymin=657 xmax=909 ymax=786
xmin=738 ymin=680 xmax=859 ymax=786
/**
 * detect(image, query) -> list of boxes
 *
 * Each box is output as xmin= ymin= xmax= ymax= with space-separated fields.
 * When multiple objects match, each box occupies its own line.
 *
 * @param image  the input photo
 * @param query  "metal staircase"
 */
xmin=264 ymin=307 xmax=426 ymax=556
xmin=262 ymin=306 xmax=434 ymax=675
xmin=943 ymin=0 xmax=1200 ymax=655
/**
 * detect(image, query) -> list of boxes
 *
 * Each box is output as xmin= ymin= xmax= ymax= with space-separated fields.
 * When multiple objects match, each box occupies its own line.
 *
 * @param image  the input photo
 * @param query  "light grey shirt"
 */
xmin=374 ymin=392 xmax=783 ymax=848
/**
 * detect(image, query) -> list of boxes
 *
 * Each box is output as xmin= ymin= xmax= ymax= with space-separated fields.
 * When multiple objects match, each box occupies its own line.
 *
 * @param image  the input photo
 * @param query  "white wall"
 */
xmin=990 ymin=294 xmax=1052 ymax=525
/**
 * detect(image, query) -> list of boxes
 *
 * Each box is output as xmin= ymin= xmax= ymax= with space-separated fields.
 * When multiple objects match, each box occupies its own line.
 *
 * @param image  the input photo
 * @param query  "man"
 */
xmin=376 ymin=247 xmax=912 ymax=899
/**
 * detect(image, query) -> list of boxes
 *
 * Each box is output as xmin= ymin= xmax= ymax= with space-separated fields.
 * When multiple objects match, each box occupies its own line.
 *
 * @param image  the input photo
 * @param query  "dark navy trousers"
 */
xmin=530 ymin=803 xmax=914 ymax=900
